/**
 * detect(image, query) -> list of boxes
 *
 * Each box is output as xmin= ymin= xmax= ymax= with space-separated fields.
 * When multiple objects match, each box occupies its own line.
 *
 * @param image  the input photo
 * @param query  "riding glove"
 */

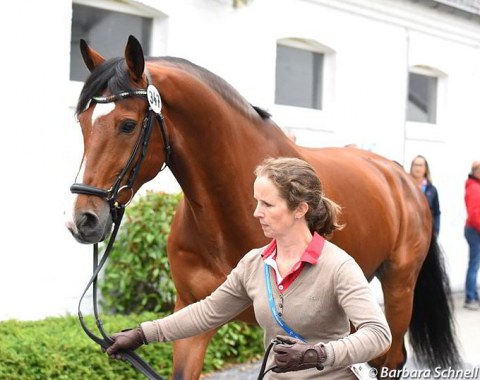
xmin=272 ymin=335 xmax=327 ymax=372
xmin=106 ymin=327 xmax=147 ymax=360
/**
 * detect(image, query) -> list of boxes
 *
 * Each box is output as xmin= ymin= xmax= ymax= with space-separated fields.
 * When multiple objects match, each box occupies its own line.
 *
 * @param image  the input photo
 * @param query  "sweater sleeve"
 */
xmin=324 ymin=259 xmax=392 ymax=366
xmin=140 ymin=254 xmax=253 ymax=343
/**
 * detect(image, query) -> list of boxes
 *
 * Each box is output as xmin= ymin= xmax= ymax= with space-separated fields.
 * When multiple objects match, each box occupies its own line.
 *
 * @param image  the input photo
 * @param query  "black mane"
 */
xmin=76 ymin=56 xmax=271 ymax=120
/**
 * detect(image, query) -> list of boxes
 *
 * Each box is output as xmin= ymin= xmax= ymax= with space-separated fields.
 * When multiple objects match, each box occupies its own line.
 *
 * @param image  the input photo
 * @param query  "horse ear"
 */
xmin=80 ymin=39 xmax=106 ymax=72
xmin=124 ymin=35 xmax=145 ymax=82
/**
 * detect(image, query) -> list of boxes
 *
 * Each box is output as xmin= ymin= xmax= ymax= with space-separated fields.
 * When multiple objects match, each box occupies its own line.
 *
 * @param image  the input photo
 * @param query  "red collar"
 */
xmin=262 ymin=232 xmax=325 ymax=264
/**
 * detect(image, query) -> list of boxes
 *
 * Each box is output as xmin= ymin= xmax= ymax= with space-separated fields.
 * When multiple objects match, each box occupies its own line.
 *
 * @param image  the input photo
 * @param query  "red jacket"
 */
xmin=465 ymin=175 xmax=480 ymax=231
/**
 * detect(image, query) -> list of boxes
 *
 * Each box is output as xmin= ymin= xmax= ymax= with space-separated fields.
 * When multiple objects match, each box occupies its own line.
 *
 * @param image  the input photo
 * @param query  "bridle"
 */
xmin=70 ymin=70 xmax=170 ymax=380
xmin=71 ymin=71 xmax=171 ymax=220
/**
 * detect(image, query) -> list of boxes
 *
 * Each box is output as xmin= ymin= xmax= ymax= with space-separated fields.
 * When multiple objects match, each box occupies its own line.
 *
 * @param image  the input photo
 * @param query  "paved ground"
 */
xmin=202 ymin=292 xmax=480 ymax=379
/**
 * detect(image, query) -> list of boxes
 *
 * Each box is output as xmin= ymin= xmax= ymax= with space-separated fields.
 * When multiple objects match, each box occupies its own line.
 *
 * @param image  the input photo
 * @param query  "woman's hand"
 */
xmin=106 ymin=327 xmax=147 ymax=360
xmin=272 ymin=335 xmax=327 ymax=372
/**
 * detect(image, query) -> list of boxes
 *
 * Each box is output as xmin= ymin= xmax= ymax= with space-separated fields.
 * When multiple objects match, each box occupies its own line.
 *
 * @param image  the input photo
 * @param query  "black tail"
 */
xmin=409 ymin=233 xmax=461 ymax=368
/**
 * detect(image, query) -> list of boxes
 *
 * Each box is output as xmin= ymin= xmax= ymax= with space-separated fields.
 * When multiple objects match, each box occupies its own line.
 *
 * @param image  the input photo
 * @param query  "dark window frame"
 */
xmin=70 ymin=3 xmax=153 ymax=82
xmin=407 ymin=72 xmax=438 ymax=124
xmin=275 ymin=43 xmax=324 ymax=110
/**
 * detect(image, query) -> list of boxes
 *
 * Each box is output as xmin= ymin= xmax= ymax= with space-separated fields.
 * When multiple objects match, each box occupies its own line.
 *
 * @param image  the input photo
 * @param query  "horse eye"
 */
xmin=120 ymin=121 xmax=137 ymax=134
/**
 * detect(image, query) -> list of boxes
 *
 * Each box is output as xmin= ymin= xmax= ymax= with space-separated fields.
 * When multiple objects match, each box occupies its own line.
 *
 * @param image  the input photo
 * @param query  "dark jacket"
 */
xmin=424 ymin=182 xmax=440 ymax=235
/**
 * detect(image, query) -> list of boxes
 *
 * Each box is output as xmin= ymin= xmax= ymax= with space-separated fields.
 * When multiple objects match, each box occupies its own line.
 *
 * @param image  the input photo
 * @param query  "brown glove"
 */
xmin=105 ymin=328 xmax=147 ymax=360
xmin=272 ymin=335 xmax=327 ymax=373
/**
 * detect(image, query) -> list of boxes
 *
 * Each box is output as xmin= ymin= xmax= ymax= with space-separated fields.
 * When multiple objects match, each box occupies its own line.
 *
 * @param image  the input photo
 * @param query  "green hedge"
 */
xmin=0 ymin=313 xmax=263 ymax=379
xmin=100 ymin=191 xmax=182 ymax=314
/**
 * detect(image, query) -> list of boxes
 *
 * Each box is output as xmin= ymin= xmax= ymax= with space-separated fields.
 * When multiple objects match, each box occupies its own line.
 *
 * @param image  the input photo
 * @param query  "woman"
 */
xmin=410 ymin=155 xmax=441 ymax=236
xmin=464 ymin=161 xmax=480 ymax=310
xmin=106 ymin=157 xmax=392 ymax=379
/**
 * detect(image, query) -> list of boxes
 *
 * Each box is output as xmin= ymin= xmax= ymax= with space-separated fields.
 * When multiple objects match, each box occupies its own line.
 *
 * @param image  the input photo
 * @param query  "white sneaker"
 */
xmin=464 ymin=300 xmax=480 ymax=310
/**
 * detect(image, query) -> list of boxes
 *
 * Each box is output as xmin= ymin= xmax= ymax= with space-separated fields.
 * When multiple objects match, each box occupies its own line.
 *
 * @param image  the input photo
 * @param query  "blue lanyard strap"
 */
xmin=264 ymin=263 xmax=306 ymax=342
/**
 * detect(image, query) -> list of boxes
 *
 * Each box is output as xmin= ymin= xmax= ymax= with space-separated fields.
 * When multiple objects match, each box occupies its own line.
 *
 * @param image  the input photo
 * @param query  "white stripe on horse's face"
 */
xmin=91 ymin=102 xmax=116 ymax=128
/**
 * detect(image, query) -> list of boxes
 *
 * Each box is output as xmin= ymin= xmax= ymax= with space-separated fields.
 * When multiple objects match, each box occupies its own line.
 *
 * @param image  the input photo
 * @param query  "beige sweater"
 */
xmin=141 ymin=241 xmax=391 ymax=379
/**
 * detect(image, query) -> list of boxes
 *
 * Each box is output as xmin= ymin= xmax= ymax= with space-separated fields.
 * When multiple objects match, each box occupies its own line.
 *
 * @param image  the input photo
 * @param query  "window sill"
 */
xmin=405 ymin=121 xmax=445 ymax=142
xmin=270 ymin=104 xmax=333 ymax=133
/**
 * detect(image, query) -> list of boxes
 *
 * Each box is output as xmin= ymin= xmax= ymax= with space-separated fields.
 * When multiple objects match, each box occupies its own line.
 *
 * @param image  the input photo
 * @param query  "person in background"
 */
xmin=409 ymin=155 xmax=441 ymax=236
xmin=104 ymin=157 xmax=392 ymax=379
xmin=464 ymin=161 xmax=480 ymax=311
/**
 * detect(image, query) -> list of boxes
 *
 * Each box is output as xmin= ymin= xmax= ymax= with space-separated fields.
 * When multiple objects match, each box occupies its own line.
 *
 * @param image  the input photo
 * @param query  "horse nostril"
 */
xmin=77 ymin=211 xmax=99 ymax=232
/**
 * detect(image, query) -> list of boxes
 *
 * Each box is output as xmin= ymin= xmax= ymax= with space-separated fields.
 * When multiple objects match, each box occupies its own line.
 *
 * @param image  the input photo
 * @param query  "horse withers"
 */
xmin=66 ymin=35 xmax=459 ymax=379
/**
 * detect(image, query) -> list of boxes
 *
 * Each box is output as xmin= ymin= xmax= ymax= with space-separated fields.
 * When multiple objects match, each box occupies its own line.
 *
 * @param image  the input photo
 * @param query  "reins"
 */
xmin=71 ymin=70 xmax=169 ymax=380
xmin=257 ymin=339 xmax=280 ymax=379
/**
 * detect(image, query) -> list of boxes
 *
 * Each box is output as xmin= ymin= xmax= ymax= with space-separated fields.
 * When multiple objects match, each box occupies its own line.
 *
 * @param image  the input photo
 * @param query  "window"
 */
xmin=275 ymin=44 xmax=324 ymax=110
xmin=407 ymin=72 xmax=438 ymax=123
xmin=70 ymin=3 xmax=153 ymax=82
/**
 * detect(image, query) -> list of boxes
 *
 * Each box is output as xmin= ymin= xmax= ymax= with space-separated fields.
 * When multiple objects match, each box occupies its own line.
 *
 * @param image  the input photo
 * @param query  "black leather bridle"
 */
xmin=70 ymin=70 xmax=170 ymax=380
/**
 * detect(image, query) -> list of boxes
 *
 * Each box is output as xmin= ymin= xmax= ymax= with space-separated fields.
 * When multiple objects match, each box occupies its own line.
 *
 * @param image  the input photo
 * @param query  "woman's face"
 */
xmin=411 ymin=157 xmax=427 ymax=179
xmin=253 ymin=176 xmax=297 ymax=239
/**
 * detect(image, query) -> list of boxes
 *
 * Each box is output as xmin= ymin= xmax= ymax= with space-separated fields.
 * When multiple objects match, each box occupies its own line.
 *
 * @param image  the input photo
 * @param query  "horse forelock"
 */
xmin=76 ymin=57 xmax=139 ymax=117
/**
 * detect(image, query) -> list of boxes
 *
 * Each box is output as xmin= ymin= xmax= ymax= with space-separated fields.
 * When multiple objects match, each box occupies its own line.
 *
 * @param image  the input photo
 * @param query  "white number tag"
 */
xmin=147 ymin=85 xmax=162 ymax=114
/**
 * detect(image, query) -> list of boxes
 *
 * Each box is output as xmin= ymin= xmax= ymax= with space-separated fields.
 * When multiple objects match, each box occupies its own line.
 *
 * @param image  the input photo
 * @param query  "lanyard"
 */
xmin=264 ymin=263 xmax=306 ymax=342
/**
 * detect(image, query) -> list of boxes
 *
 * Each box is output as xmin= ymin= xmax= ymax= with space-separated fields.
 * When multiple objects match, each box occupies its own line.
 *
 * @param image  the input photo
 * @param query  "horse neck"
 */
xmin=154 ymin=65 xmax=297 ymax=225
xmin=168 ymin=107 xmax=275 ymax=209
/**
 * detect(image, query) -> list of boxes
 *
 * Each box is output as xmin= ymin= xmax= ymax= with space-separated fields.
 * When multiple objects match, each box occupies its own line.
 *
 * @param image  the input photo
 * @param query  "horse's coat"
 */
xmin=67 ymin=36 xmax=459 ymax=380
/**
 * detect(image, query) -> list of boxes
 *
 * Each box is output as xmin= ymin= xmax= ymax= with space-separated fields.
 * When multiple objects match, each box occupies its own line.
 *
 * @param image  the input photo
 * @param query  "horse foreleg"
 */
xmin=171 ymin=329 xmax=218 ymax=380
xmin=370 ymin=262 xmax=419 ymax=379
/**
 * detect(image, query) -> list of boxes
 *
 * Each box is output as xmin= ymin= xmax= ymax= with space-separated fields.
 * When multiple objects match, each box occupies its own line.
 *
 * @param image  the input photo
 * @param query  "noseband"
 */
xmin=70 ymin=70 xmax=169 ymax=380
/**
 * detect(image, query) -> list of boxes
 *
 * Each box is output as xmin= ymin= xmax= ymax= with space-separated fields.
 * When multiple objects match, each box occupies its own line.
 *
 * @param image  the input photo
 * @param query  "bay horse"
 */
xmin=66 ymin=35 xmax=459 ymax=379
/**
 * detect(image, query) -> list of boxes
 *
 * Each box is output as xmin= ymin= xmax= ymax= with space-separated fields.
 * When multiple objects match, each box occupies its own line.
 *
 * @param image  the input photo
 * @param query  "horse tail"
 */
xmin=408 ymin=233 xmax=461 ymax=368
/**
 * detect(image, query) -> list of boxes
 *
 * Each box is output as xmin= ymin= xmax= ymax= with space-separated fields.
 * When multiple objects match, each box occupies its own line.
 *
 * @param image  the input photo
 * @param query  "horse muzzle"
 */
xmin=67 ymin=208 xmax=113 ymax=244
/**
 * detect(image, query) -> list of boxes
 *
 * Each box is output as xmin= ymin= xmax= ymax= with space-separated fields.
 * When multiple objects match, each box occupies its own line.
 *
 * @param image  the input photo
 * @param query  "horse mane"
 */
xmin=76 ymin=56 xmax=271 ymax=121
xmin=151 ymin=57 xmax=271 ymax=120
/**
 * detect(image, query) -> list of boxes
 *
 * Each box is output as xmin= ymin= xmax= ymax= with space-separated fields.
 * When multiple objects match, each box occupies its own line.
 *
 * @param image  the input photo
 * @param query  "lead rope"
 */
xmin=77 ymin=206 xmax=165 ymax=380
xmin=257 ymin=339 xmax=280 ymax=379
xmin=74 ymin=68 xmax=171 ymax=379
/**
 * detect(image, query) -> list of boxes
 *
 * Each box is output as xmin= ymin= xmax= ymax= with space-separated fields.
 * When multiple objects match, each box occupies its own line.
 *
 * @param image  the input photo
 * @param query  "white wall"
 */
xmin=1 ymin=0 xmax=479 ymax=320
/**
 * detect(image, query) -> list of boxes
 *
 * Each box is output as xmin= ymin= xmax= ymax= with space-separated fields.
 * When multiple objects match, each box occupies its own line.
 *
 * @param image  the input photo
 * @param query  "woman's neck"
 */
xmin=276 ymin=225 xmax=313 ymax=261
xmin=414 ymin=176 xmax=426 ymax=187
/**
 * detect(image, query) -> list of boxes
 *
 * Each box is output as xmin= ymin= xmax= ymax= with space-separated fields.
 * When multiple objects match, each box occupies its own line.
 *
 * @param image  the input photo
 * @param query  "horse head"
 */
xmin=66 ymin=36 xmax=168 ymax=244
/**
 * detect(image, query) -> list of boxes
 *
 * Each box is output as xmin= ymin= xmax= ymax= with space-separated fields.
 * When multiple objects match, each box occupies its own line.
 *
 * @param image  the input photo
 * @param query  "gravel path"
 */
xmin=201 ymin=360 xmax=262 ymax=379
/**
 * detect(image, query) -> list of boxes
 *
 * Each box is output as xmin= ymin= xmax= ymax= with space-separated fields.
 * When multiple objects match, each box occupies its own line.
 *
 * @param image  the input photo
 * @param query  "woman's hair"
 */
xmin=410 ymin=155 xmax=432 ymax=183
xmin=254 ymin=157 xmax=343 ymax=236
xmin=470 ymin=161 xmax=480 ymax=176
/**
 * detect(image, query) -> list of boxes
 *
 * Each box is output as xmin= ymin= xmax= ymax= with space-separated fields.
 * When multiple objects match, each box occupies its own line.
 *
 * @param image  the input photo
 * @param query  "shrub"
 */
xmin=100 ymin=191 xmax=182 ymax=314
xmin=0 ymin=313 xmax=264 ymax=380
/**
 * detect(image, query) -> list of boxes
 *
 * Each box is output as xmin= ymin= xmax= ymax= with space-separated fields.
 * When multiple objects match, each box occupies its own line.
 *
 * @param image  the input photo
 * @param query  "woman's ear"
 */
xmin=295 ymin=202 xmax=309 ymax=219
